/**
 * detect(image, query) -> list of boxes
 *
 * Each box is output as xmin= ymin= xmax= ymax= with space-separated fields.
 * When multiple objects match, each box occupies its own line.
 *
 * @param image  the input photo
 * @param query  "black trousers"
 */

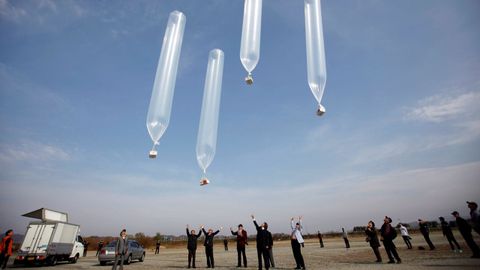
xmin=445 ymin=233 xmax=461 ymax=250
xmin=421 ymin=232 xmax=435 ymax=250
xmin=383 ymin=240 xmax=401 ymax=262
xmin=268 ymin=248 xmax=275 ymax=267
xmin=371 ymin=246 xmax=382 ymax=261
xmin=205 ymin=246 xmax=214 ymax=268
xmin=460 ymin=231 xmax=480 ymax=257
xmin=343 ymin=237 xmax=350 ymax=248
xmin=256 ymin=247 xmax=270 ymax=270
xmin=112 ymin=254 xmax=125 ymax=270
xmin=402 ymin=236 xmax=412 ymax=249
xmin=0 ymin=253 xmax=10 ymax=269
xmin=155 ymin=247 xmax=160 ymax=254
xmin=291 ymin=240 xmax=305 ymax=268
xmin=188 ymin=249 xmax=196 ymax=267
xmin=237 ymin=246 xmax=247 ymax=267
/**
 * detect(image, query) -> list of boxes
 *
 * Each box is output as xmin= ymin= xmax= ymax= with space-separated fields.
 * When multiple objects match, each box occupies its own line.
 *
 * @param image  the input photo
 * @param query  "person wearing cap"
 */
xmin=438 ymin=217 xmax=462 ymax=253
xmin=418 ymin=219 xmax=435 ymax=250
xmin=0 ymin=230 xmax=13 ymax=270
xmin=399 ymin=223 xmax=412 ymax=249
xmin=112 ymin=229 xmax=128 ymax=270
xmin=452 ymin=211 xmax=480 ymax=258
xmin=202 ymin=225 xmax=222 ymax=268
xmin=186 ymin=224 xmax=202 ymax=268
xmin=290 ymin=216 xmax=306 ymax=270
xmin=380 ymin=216 xmax=401 ymax=264
xmin=365 ymin=221 xmax=382 ymax=263
xmin=467 ymin=201 xmax=480 ymax=235
xmin=231 ymin=224 xmax=248 ymax=267
xmin=251 ymin=214 xmax=271 ymax=270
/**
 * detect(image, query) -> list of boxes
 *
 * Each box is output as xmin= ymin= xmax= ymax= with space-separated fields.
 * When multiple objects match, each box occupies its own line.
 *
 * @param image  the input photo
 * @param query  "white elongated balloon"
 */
xmin=146 ymin=11 xmax=186 ymax=157
xmin=196 ymin=49 xmax=224 ymax=181
xmin=305 ymin=0 xmax=327 ymax=115
xmin=240 ymin=0 xmax=262 ymax=84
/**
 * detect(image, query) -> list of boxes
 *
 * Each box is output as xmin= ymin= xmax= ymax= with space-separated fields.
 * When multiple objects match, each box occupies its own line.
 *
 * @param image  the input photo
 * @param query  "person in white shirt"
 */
xmin=291 ymin=216 xmax=306 ymax=270
xmin=399 ymin=224 xmax=412 ymax=249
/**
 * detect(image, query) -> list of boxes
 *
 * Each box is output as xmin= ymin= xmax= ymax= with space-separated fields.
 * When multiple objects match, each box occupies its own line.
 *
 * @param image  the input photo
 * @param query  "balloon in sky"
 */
xmin=196 ymin=49 xmax=224 ymax=186
xmin=146 ymin=11 xmax=186 ymax=158
xmin=305 ymin=0 xmax=327 ymax=116
xmin=240 ymin=0 xmax=262 ymax=85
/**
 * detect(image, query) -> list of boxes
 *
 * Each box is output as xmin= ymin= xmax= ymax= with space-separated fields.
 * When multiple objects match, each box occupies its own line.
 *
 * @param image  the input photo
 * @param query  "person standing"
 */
xmin=223 ymin=238 xmax=228 ymax=251
xmin=266 ymin=226 xmax=274 ymax=268
xmin=291 ymin=217 xmax=306 ymax=270
xmin=365 ymin=221 xmax=382 ymax=263
xmin=399 ymin=224 xmax=412 ymax=249
xmin=418 ymin=219 xmax=435 ymax=250
xmin=155 ymin=240 xmax=161 ymax=255
xmin=186 ymin=224 xmax=202 ymax=268
xmin=231 ymin=224 xmax=248 ymax=267
xmin=0 ymin=230 xmax=13 ymax=270
xmin=342 ymin=228 xmax=350 ymax=249
xmin=112 ymin=229 xmax=128 ymax=270
xmin=251 ymin=214 xmax=270 ymax=270
xmin=467 ymin=201 xmax=480 ymax=235
xmin=96 ymin=241 xmax=104 ymax=257
xmin=439 ymin=217 xmax=462 ymax=253
xmin=202 ymin=225 xmax=221 ymax=268
xmin=317 ymin=231 xmax=324 ymax=248
xmin=380 ymin=216 xmax=401 ymax=264
xmin=83 ymin=240 xmax=89 ymax=257
xmin=452 ymin=211 xmax=480 ymax=258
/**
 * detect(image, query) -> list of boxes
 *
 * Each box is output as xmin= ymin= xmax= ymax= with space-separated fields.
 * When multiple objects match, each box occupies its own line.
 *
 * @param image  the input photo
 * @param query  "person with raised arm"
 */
xmin=365 ymin=221 xmax=382 ymax=263
xmin=251 ymin=214 xmax=270 ymax=270
xmin=291 ymin=216 xmax=306 ymax=270
xmin=380 ymin=216 xmax=401 ymax=264
xmin=202 ymin=225 xmax=222 ymax=268
xmin=231 ymin=224 xmax=248 ymax=267
xmin=186 ymin=224 xmax=202 ymax=268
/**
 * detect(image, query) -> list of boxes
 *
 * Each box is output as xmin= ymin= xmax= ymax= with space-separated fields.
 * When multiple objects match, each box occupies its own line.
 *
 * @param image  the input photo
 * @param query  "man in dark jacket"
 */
xmin=467 ymin=201 xmax=480 ymax=235
xmin=380 ymin=216 xmax=401 ymax=264
xmin=439 ymin=217 xmax=462 ymax=252
xmin=317 ymin=231 xmax=324 ymax=248
xmin=251 ymin=215 xmax=270 ymax=270
xmin=452 ymin=211 xmax=480 ymax=258
xmin=202 ymin=226 xmax=221 ymax=268
xmin=96 ymin=241 xmax=104 ymax=257
xmin=186 ymin=225 xmax=202 ymax=268
xmin=365 ymin=221 xmax=382 ymax=262
xmin=231 ymin=224 xmax=248 ymax=267
xmin=112 ymin=229 xmax=128 ymax=270
xmin=418 ymin=219 xmax=435 ymax=250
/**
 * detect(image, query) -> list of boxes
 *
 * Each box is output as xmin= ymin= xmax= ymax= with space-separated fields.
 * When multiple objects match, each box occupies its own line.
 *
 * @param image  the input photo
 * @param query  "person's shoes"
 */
xmin=237 ymin=265 xmax=241 ymax=267
xmin=188 ymin=267 xmax=191 ymax=269
xmin=295 ymin=267 xmax=301 ymax=269
xmin=387 ymin=261 xmax=395 ymax=264
xmin=396 ymin=260 xmax=402 ymax=264
xmin=375 ymin=260 xmax=382 ymax=263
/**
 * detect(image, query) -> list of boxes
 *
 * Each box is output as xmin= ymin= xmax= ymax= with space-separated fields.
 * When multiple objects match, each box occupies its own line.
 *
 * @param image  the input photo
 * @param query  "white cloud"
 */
xmin=406 ymin=91 xmax=480 ymax=123
xmin=0 ymin=141 xmax=70 ymax=164
xmin=0 ymin=0 xmax=27 ymax=22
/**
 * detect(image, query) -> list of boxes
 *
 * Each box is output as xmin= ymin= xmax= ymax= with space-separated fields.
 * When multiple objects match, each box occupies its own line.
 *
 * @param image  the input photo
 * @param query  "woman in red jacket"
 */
xmin=0 ymin=229 xmax=13 ymax=269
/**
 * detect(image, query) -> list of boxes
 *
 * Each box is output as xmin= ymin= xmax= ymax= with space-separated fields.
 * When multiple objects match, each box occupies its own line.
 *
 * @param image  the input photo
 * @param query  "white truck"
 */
xmin=14 ymin=208 xmax=84 ymax=266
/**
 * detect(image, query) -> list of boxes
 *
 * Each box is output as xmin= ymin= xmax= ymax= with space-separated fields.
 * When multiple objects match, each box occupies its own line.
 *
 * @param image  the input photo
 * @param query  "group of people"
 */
xmin=364 ymin=201 xmax=480 ymax=264
xmin=184 ymin=215 xmax=305 ymax=269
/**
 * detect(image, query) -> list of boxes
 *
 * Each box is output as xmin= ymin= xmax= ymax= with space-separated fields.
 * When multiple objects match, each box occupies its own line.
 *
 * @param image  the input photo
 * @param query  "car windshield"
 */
xmin=106 ymin=241 xmax=116 ymax=247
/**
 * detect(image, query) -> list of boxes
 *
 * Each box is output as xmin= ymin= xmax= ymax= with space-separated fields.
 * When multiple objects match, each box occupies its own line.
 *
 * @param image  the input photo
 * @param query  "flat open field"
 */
xmin=9 ymin=231 xmax=480 ymax=269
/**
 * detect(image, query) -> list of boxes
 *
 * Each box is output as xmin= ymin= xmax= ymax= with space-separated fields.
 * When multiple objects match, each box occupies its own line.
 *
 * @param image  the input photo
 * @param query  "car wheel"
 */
xmin=47 ymin=256 xmax=57 ymax=266
xmin=71 ymin=254 xmax=79 ymax=264
xmin=100 ymin=261 xmax=106 ymax=266
xmin=139 ymin=253 xmax=145 ymax=262
xmin=125 ymin=254 xmax=132 ymax=265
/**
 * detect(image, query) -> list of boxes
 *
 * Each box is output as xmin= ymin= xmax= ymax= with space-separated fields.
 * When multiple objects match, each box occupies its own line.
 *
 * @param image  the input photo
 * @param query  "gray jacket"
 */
xmin=116 ymin=237 xmax=128 ymax=255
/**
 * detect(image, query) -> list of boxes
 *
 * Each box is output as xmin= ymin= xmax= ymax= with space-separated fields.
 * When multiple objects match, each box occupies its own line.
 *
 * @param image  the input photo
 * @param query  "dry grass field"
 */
xmin=9 ymin=231 xmax=480 ymax=269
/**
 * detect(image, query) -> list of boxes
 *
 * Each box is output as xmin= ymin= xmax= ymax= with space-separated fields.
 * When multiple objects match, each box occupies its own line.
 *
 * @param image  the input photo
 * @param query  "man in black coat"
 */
xmin=251 ymin=215 xmax=270 ymax=270
xmin=380 ymin=216 xmax=401 ymax=264
xmin=202 ymin=226 xmax=221 ymax=268
xmin=452 ymin=211 xmax=480 ymax=258
xmin=418 ymin=219 xmax=435 ymax=250
xmin=439 ymin=217 xmax=462 ymax=252
xmin=186 ymin=225 xmax=202 ymax=268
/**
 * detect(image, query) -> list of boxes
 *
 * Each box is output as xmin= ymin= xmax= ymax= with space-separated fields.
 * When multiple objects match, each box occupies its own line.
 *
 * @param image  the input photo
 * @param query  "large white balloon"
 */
xmin=196 ymin=49 xmax=224 ymax=185
xmin=240 ymin=0 xmax=262 ymax=85
xmin=305 ymin=0 xmax=327 ymax=116
xmin=146 ymin=11 xmax=186 ymax=158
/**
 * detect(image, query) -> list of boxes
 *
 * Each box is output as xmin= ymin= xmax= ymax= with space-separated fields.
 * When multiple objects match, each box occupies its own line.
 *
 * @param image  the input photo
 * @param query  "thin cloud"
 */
xmin=0 ymin=0 xmax=27 ymax=22
xmin=0 ymin=141 xmax=70 ymax=164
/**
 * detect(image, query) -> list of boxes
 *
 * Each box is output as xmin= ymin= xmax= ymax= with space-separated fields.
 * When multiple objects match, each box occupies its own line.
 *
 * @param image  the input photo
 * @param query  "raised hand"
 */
xmin=251 ymin=214 xmax=255 ymax=219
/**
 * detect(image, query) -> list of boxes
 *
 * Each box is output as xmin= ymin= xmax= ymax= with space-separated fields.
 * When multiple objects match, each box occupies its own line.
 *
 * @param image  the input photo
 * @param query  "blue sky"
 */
xmin=1 ymin=0 xmax=479 ymax=237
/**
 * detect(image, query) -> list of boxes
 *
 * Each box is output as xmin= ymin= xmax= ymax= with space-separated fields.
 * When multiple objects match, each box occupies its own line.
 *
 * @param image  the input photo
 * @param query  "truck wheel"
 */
xmin=139 ymin=253 xmax=145 ymax=262
xmin=125 ymin=254 xmax=132 ymax=265
xmin=70 ymin=254 xmax=79 ymax=264
xmin=100 ymin=261 xmax=106 ymax=266
xmin=47 ymin=256 xmax=57 ymax=266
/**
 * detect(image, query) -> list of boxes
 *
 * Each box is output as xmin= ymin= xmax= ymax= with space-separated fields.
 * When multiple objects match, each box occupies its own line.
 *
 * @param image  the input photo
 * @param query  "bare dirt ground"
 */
xmin=9 ymin=231 xmax=480 ymax=269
